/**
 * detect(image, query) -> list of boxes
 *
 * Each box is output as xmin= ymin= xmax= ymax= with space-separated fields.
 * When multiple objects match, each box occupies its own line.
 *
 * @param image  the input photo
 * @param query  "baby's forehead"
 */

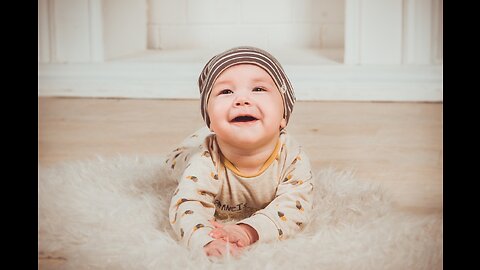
xmin=214 ymin=64 xmax=276 ymax=84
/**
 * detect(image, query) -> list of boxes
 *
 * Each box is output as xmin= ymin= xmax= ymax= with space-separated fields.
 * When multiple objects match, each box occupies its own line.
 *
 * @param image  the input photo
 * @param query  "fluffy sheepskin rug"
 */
xmin=38 ymin=155 xmax=442 ymax=270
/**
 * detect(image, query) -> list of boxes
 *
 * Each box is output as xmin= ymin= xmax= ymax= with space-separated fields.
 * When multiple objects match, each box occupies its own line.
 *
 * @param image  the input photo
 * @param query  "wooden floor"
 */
xmin=38 ymin=97 xmax=443 ymax=216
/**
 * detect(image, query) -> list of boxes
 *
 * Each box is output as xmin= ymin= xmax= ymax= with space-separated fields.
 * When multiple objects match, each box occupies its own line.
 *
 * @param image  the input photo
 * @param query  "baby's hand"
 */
xmin=208 ymin=220 xmax=258 ymax=247
xmin=203 ymin=238 xmax=243 ymax=258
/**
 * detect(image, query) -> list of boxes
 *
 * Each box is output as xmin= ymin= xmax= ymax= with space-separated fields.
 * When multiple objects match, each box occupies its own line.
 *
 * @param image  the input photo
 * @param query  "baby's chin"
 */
xmin=221 ymin=130 xmax=279 ymax=148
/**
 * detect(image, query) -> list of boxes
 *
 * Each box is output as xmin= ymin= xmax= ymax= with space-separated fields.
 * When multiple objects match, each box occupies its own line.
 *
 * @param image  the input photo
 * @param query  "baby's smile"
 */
xmin=230 ymin=113 xmax=260 ymax=126
xmin=231 ymin=115 xmax=258 ymax=123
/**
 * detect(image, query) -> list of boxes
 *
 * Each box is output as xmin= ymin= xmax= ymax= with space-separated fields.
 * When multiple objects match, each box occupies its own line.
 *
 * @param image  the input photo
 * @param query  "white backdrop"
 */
xmin=38 ymin=0 xmax=443 ymax=101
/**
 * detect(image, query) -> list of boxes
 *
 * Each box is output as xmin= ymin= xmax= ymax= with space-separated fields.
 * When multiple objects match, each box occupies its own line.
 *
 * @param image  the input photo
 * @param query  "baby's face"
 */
xmin=207 ymin=64 xmax=286 ymax=149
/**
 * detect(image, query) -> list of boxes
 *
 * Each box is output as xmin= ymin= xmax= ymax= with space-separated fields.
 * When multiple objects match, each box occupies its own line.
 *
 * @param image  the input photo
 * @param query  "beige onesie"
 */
xmin=167 ymin=127 xmax=314 ymax=251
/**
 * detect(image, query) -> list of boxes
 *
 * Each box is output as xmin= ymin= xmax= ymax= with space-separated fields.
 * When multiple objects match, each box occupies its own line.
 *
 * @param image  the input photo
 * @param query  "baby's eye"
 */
xmin=219 ymin=89 xmax=233 ymax=95
xmin=253 ymin=87 xmax=266 ymax=92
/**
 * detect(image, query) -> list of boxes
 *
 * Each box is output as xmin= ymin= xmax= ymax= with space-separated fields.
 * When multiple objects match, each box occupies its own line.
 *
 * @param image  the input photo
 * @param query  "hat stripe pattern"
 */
xmin=198 ymin=46 xmax=296 ymax=128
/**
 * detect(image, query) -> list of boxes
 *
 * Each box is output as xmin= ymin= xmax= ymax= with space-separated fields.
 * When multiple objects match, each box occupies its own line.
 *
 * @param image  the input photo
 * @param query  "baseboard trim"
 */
xmin=38 ymin=62 xmax=442 ymax=102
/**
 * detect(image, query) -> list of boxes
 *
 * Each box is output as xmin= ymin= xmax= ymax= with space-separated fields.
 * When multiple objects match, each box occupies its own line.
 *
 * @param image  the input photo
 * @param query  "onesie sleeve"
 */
xmin=238 ymin=148 xmax=314 ymax=243
xmin=168 ymin=142 xmax=221 ymax=251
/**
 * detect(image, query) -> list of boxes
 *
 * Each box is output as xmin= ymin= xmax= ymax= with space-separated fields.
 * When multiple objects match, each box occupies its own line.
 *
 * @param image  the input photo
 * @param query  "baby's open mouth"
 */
xmin=231 ymin=116 xmax=258 ymax=122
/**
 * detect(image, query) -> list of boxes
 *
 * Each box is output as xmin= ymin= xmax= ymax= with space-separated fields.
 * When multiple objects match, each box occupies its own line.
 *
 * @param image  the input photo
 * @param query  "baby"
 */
xmin=167 ymin=46 xmax=314 ymax=258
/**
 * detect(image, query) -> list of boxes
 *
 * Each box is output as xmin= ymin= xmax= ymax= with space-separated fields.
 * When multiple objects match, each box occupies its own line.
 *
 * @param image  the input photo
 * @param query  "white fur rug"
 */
xmin=38 ymin=155 xmax=442 ymax=270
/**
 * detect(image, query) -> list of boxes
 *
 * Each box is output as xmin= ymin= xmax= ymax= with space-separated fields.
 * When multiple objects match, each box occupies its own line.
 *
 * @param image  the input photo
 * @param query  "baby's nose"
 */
xmin=235 ymin=100 xmax=250 ymax=106
xmin=234 ymin=96 xmax=251 ymax=106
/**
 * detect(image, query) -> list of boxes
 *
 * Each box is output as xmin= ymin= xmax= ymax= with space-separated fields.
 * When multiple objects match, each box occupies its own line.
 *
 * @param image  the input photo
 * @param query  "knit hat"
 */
xmin=198 ymin=46 xmax=296 ymax=128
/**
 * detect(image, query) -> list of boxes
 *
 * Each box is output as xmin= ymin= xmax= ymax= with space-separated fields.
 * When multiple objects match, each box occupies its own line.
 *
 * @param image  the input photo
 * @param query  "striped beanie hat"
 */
xmin=198 ymin=46 xmax=296 ymax=128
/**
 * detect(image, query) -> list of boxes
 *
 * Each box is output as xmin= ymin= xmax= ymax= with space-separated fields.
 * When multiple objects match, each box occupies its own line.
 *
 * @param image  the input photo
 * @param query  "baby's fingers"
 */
xmin=236 ymin=239 xmax=246 ymax=247
xmin=228 ymin=243 xmax=244 ymax=258
xmin=206 ymin=248 xmax=221 ymax=258
xmin=204 ymin=243 xmax=222 ymax=258
xmin=209 ymin=219 xmax=224 ymax=229
xmin=209 ymin=228 xmax=227 ymax=239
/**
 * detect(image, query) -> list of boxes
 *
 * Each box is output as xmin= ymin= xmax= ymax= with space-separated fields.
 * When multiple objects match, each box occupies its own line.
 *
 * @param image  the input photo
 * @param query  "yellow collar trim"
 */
xmin=222 ymin=140 xmax=281 ymax=178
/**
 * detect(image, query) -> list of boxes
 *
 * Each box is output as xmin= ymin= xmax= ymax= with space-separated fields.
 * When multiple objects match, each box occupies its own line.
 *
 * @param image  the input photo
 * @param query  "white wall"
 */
xmin=403 ymin=0 xmax=443 ymax=65
xmin=345 ymin=0 xmax=443 ymax=65
xmin=38 ymin=0 xmax=93 ymax=63
xmin=38 ymin=0 xmax=147 ymax=63
xmin=103 ymin=0 xmax=147 ymax=60
xmin=147 ymin=0 xmax=345 ymax=50
xmin=361 ymin=0 xmax=403 ymax=64
xmin=38 ymin=0 xmax=443 ymax=101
